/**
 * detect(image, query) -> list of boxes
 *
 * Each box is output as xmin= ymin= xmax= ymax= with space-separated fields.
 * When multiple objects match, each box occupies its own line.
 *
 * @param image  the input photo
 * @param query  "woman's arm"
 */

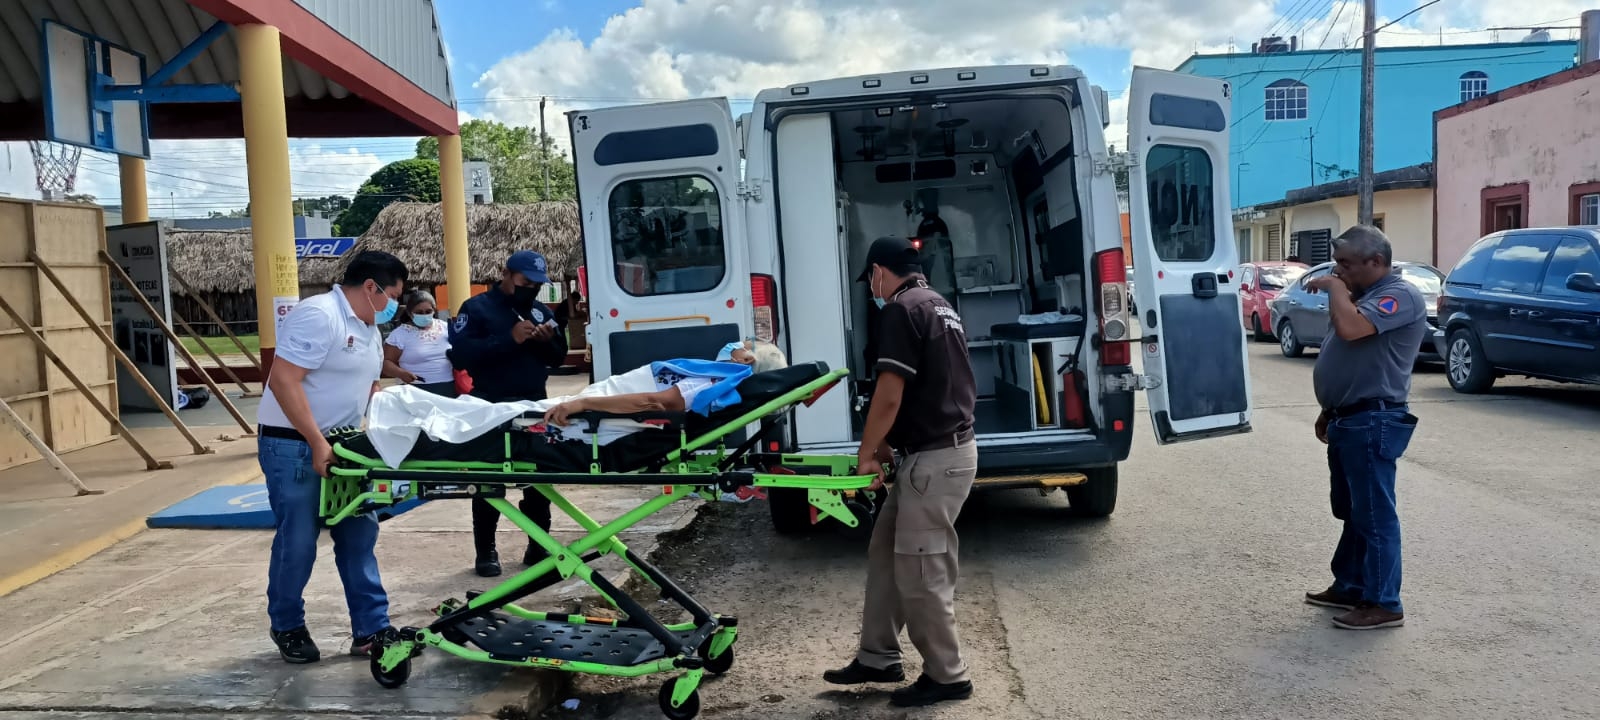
xmin=382 ymin=344 xmax=417 ymax=383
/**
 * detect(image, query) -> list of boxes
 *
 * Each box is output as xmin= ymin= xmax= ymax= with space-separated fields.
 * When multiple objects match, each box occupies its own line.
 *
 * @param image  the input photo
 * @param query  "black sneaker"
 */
xmin=822 ymin=660 xmax=905 ymax=685
xmin=1305 ymin=585 xmax=1362 ymax=610
xmin=270 ymin=626 xmax=321 ymax=664
xmin=889 ymin=674 xmax=974 ymax=707
xmin=475 ymin=550 xmax=502 ymax=577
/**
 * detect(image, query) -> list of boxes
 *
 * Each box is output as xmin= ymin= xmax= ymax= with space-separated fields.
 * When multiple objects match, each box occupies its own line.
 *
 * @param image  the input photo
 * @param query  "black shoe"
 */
xmin=889 ymin=674 xmax=974 ymax=707
xmin=523 ymin=544 xmax=549 ymax=567
xmin=822 ymin=660 xmax=905 ymax=685
xmin=1305 ymin=585 xmax=1362 ymax=610
xmin=475 ymin=550 xmax=501 ymax=577
xmin=270 ymin=626 xmax=321 ymax=664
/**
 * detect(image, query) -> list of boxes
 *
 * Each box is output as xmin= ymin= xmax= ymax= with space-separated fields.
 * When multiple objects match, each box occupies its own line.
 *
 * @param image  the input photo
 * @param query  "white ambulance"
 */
xmin=566 ymin=65 xmax=1252 ymax=530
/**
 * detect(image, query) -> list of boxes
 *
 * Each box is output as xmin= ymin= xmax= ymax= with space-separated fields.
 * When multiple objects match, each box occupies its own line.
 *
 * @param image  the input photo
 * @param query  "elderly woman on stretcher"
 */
xmin=351 ymin=340 xmax=788 ymax=471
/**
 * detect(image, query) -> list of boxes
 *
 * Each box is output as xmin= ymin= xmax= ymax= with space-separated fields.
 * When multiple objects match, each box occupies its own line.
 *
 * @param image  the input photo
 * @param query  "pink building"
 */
xmin=1433 ymin=58 xmax=1600 ymax=271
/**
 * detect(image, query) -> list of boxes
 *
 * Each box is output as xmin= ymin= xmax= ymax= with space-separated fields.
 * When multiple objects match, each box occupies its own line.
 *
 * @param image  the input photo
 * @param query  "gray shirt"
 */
xmin=1312 ymin=271 xmax=1428 ymax=410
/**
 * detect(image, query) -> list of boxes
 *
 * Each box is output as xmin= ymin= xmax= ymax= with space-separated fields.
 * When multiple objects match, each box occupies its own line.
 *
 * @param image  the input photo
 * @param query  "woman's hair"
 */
xmin=749 ymin=341 xmax=788 ymax=373
xmin=397 ymin=289 xmax=435 ymax=325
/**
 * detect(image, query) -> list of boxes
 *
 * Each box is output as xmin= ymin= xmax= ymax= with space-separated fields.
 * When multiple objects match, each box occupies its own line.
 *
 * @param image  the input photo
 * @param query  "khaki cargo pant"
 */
xmin=854 ymin=439 xmax=978 ymax=684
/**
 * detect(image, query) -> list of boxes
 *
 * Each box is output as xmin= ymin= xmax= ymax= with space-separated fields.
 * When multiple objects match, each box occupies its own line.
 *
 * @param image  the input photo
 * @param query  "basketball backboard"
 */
xmin=42 ymin=20 xmax=150 ymax=158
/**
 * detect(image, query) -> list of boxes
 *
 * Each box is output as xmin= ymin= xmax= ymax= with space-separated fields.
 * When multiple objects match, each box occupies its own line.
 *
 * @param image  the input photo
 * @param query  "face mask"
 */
xmin=368 ymin=285 xmax=399 ymax=325
xmin=871 ymin=270 xmax=887 ymax=309
xmin=412 ymin=313 xmax=434 ymax=328
xmin=716 ymin=341 xmax=744 ymax=362
xmin=512 ymin=285 xmax=539 ymax=306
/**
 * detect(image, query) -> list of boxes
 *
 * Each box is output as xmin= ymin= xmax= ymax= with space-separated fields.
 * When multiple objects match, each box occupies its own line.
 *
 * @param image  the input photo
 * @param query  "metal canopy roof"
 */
xmin=0 ymin=0 xmax=458 ymax=141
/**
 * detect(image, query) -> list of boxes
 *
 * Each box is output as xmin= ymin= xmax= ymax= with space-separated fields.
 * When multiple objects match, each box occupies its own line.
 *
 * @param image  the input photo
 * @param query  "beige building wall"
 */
xmin=1435 ymin=67 xmax=1600 ymax=272
xmin=1266 ymin=188 xmax=1434 ymax=264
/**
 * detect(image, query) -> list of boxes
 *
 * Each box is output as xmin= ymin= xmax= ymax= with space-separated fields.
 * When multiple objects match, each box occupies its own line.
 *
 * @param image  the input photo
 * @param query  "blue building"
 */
xmin=1174 ymin=37 xmax=1578 ymax=209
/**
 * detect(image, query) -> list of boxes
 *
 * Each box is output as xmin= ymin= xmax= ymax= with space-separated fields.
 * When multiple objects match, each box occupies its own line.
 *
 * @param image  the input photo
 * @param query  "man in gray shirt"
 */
xmin=1302 ymin=225 xmax=1426 ymax=631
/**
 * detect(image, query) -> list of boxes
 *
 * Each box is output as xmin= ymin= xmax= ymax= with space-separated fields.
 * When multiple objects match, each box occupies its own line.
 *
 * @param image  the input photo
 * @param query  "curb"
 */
xmin=0 ymin=465 xmax=261 ymax=599
xmin=510 ymin=499 xmax=716 ymax=718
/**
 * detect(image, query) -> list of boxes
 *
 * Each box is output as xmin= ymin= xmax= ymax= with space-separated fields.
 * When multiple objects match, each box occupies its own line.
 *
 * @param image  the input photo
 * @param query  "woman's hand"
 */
xmin=396 ymin=369 xmax=419 ymax=384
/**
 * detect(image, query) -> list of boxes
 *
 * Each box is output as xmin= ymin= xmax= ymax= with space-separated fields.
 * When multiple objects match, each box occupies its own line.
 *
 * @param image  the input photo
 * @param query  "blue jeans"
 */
xmin=260 ymin=436 xmax=390 ymax=637
xmin=1326 ymin=409 xmax=1417 ymax=614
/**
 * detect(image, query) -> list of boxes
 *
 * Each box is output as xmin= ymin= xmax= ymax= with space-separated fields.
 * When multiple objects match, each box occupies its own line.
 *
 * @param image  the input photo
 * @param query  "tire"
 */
xmin=1251 ymin=313 xmax=1268 ymax=342
xmin=1278 ymin=320 xmax=1304 ymax=358
xmin=768 ymin=487 xmax=812 ymax=535
xmin=1445 ymin=328 xmax=1496 ymax=394
xmin=1065 ymin=466 xmax=1118 ymax=518
xmin=699 ymin=636 xmax=734 ymax=675
xmin=370 ymin=653 xmax=411 ymax=689
xmin=834 ymin=499 xmax=876 ymax=540
xmin=658 ymin=677 xmax=702 ymax=720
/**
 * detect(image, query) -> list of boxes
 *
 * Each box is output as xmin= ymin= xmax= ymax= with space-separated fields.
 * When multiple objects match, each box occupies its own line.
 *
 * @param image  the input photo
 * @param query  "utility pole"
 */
xmin=539 ymin=96 xmax=551 ymax=201
xmin=1357 ymin=0 xmax=1376 ymax=224
xmin=1308 ymin=128 xmax=1316 ymax=186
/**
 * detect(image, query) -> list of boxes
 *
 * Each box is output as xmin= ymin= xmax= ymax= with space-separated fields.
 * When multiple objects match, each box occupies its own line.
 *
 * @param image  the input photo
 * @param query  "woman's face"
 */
xmin=411 ymin=301 xmax=437 ymax=327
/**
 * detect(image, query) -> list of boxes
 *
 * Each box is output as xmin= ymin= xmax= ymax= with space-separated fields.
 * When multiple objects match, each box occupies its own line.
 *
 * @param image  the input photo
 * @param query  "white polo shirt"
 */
xmin=258 ymin=287 xmax=384 ymax=434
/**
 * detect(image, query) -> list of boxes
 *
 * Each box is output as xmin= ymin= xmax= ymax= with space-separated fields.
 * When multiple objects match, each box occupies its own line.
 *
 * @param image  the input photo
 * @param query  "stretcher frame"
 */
xmin=318 ymin=366 xmax=876 ymax=720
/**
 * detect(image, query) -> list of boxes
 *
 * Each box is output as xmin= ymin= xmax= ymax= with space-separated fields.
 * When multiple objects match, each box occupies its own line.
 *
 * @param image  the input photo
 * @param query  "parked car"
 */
xmin=1270 ymin=261 xmax=1444 ymax=360
xmin=1238 ymin=261 xmax=1309 ymax=341
xmin=1433 ymin=228 xmax=1600 ymax=393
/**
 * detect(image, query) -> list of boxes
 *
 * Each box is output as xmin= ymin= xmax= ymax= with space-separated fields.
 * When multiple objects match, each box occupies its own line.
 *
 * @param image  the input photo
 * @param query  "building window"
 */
xmin=1569 ymin=182 xmax=1600 ymax=225
xmin=1459 ymin=71 xmax=1489 ymax=103
xmin=1264 ymin=79 xmax=1308 ymax=121
xmin=1481 ymin=183 xmax=1530 ymax=236
xmin=607 ymin=175 xmax=727 ymax=297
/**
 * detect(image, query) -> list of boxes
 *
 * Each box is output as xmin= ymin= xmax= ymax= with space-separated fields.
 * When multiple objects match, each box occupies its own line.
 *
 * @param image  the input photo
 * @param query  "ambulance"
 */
xmin=566 ymin=64 xmax=1252 ymax=530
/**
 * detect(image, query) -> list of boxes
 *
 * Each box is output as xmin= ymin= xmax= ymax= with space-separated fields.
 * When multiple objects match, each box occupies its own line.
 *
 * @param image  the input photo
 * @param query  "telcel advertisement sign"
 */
xmin=295 ymin=237 xmax=357 ymax=259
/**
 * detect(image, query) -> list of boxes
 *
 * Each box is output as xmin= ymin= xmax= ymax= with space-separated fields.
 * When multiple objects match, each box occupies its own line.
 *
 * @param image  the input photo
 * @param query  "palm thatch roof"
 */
xmin=165 ymin=229 xmax=341 ymax=294
xmin=302 ymin=201 xmax=583 ymax=287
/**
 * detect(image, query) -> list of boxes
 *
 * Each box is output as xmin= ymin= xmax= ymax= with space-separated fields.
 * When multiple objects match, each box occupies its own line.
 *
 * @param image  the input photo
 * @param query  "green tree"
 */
xmin=334 ymin=159 xmax=441 ymax=236
xmin=415 ymin=119 xmax=576 ymax=202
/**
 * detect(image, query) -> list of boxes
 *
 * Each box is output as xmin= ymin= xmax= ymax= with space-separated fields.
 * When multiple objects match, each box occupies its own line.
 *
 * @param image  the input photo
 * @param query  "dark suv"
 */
xmin=1434 ymin=228 xmax=1600 ymax=393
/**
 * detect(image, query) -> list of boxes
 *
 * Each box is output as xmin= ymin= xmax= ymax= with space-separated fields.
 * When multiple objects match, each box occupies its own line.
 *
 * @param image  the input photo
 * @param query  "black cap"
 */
xmin=857 ymin=236 xmax=920 ymax=282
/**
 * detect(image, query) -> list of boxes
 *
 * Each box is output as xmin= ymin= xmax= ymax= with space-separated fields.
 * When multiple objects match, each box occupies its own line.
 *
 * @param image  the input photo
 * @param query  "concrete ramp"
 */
xmin=147 ymin=484 xmax=423 ymax=529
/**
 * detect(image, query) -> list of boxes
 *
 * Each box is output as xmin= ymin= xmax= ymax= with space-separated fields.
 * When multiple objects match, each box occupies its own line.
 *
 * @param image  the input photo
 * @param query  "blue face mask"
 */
xmin=716 ymin=341 xmax=744 ymax=362
xmin=412 ymin=313 xmax=434 ymax=328
xmin=370 ymin=289 xmax=399 ymax=325
xmin=873 ymin=298 xmax=886 ymax=309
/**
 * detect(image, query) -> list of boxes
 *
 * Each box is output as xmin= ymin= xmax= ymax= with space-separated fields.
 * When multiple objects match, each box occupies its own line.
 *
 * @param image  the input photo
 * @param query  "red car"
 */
xmin=1238 ymin=261 xmax=1309 ymax=341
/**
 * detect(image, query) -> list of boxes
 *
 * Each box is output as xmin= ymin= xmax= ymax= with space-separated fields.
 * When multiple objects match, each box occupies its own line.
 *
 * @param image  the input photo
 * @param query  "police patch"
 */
xmin=1375 ymin=296 xmax=1399 ymax=315
xmin=453 ymin=312 xmax=469 ymax=332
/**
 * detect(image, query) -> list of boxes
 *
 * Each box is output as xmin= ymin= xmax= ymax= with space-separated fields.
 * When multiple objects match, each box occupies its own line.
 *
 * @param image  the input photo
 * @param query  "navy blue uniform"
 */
xmin=446 ymin=288 xmax=569 ymax=566
xmin=448 ymin=290 xmax=568 ymax=402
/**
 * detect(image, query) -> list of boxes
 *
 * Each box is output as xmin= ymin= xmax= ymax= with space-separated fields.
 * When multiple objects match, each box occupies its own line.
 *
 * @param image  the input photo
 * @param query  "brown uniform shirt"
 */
xmin=875 ymin=278 xmax=977 ymax=450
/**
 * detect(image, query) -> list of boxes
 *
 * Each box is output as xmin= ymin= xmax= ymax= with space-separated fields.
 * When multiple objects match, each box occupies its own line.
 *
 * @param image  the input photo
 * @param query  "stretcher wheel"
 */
xmin=658 ymin=677 xmax=702 ymax=720
xmin=838 ymin=499 xmax=875 ymax=540
xmin=767 ymin=487 xmax=812 ymax=535
xmin=699 ymin=637 xmax=734 ymax=675
xmin=370 ymin=653 xmax=412 ymax=689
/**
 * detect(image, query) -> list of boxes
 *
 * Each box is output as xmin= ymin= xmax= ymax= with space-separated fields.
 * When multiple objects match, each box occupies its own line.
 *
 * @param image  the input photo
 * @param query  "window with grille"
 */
xmin=1264 ymin=79 xmax=1308 ymax=121
xmin=1580 ymin=194 xmax=1600 ymax=226
xmin=1460 ymin=71 xmax=1489 ymax=102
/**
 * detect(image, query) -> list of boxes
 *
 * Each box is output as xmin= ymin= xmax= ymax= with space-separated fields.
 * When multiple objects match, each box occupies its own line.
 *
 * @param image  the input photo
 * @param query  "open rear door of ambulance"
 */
xmin=568 ymin=99 xmax=751 ymax=376
xmin=1126 ymin=67 xmax=1253 ymax=444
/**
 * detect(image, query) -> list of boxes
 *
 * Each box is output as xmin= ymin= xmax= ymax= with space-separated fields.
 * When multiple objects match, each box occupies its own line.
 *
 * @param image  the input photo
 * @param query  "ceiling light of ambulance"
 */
xmin=958 ymin=71 xmax=976 ymax=81
xmin=875 ymin=107 xmax=894 ymax=117
xmin=1030 ymin=67 xmax=1050 ymax=76
xmin=911 ymin=74 xmax=929 ymax=84
xmin=863 ymin=79 xmax=881 ymax=88
xmin=791 ymin=86 xmax=810 ymax=95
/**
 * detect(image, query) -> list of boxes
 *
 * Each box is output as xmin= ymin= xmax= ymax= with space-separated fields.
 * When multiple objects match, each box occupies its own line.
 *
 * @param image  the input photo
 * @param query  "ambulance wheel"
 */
xmin=768 ymin=487 xmax=812 ymax=535
xmin=370 ymin=654 xmax=412 ymax=689
xmin=658 ymin=678 xmax=702 ymax=720
xmin=1066 ymin=466 xmax=1118 ymax=518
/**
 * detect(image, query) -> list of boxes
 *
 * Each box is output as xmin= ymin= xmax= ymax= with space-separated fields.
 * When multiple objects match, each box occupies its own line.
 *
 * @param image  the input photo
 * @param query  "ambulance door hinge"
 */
xmin=1105 ymin=373 xmax=1160 ymax=393
xmin=1093 ymin=151 xmax=1137 ymax=176
xmin=737 ymin=181 xmax=764 ymax=202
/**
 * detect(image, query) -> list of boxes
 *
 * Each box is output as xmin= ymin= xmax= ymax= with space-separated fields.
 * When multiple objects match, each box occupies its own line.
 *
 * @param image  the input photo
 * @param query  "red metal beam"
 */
xmin=187 ymin=0 xmax=458 ymax=137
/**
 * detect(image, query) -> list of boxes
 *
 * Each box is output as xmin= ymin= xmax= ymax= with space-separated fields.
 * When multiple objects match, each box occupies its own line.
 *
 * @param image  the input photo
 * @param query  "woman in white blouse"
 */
xmin=382 ymin=290 xmax=457 ymax=397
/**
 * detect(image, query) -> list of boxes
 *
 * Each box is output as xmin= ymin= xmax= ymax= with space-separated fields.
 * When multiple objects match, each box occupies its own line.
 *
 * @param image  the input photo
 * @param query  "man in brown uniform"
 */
xmin=824 ymin=236 xmax=978 ymax=708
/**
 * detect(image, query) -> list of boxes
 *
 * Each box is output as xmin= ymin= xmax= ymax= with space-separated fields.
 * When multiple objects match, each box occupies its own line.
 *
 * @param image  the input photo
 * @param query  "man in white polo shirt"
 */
xmin=257 ymin=250 xmax=408 ymax=664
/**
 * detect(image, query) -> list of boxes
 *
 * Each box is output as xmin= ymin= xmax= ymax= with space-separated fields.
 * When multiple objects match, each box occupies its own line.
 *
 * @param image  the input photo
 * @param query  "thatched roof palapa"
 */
xmin=305 ymin=201 xmax=582 ymax=288
xmin=163 ymin=201 xmax=583 ymax=295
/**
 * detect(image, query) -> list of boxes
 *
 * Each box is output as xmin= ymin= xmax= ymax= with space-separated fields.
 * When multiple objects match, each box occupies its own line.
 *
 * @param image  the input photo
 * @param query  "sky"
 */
xmin=0 ymin=0 xmax=1590 ymax=217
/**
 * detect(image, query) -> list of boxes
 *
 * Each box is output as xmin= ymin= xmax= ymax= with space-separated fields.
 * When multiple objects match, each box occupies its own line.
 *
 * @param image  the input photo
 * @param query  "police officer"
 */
xmin=824 ymin=236 xmax=977 ymax=708
xmin=1302 ymin=225 xmax=1425 ymax=631
xmin=448 ymin=250 xmax=569 ymax=577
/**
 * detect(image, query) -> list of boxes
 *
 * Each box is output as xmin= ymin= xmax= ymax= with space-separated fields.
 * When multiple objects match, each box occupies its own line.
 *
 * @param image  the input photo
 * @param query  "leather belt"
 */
xmin=901 ymin=427 xmax=975 ymax=455
xmin=259 ymin=425 xmax=308 ymax=443
xmin=1329 ymin=398 xmax=1406 ymax=418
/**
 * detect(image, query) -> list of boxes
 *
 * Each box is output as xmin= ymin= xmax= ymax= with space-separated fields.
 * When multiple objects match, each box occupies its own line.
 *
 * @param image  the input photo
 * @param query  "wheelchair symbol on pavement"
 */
xmin=227 ymin=489 xmax=271 ymax=511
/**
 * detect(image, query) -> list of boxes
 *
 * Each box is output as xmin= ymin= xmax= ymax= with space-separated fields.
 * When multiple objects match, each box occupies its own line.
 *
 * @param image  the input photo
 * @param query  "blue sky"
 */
xmin=1 ymin=0 xmax=1588 ymax=212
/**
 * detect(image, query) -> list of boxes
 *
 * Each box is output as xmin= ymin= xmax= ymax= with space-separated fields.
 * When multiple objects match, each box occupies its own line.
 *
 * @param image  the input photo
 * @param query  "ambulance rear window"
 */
xmin=607 ymin=175 xmax=728 ymax=297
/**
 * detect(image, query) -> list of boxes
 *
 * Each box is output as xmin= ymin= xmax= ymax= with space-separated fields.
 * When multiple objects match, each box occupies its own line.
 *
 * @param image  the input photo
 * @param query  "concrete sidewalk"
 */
xmin=0 ymin=477 xmax=703 ymax=719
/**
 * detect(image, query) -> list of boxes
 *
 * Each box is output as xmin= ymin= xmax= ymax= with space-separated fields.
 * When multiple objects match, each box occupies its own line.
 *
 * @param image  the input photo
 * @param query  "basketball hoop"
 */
xmin=28 ymin=140 xmax=83 ymax=201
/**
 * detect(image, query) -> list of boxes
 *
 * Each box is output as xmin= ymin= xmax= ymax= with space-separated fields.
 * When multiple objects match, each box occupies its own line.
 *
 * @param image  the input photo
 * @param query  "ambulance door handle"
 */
xmin=1191 ymin=273 xmax=1219 ymax=299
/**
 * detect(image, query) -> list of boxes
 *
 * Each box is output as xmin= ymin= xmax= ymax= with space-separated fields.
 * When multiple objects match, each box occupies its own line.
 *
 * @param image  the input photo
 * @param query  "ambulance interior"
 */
xmin=776 ymin=93 xmax=1103 ymax=442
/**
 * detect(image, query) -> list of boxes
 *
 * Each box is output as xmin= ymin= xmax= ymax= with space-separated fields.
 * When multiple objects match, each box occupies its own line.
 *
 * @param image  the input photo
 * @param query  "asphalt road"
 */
xmin=548 ymin=340 xmax=1600 ymax=720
